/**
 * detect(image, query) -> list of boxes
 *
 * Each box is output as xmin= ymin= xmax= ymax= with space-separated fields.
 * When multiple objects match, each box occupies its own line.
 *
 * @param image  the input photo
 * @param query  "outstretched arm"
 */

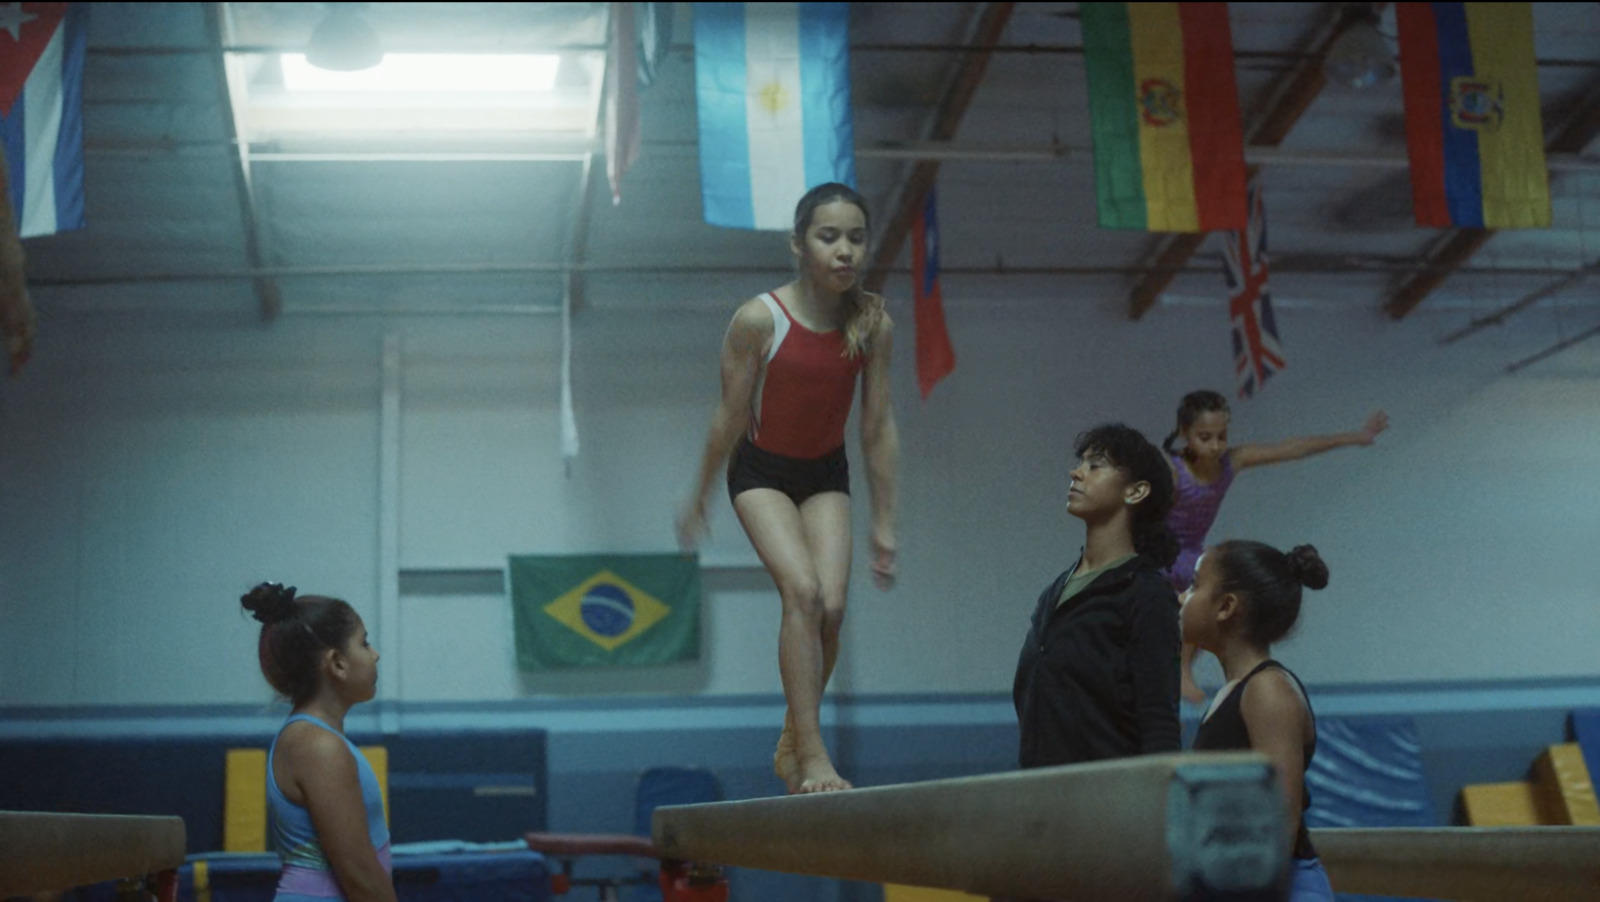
xmin=859 ymin=314 xmax=899 ymax=590
xmin=676 ymin=300 xmax=770 ymax=549
xmin=0 ymin=145 xmax=34 ymax=376
xmin=1230 ymin=410 xmax=1388 ymax=470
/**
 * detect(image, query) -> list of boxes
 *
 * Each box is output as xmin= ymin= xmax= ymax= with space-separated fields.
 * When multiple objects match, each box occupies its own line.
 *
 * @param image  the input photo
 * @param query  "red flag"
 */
xmin=911 ymin=187 xmax=955 ymax=399
xmin=606 ymin=2 xmax=640 ymax=205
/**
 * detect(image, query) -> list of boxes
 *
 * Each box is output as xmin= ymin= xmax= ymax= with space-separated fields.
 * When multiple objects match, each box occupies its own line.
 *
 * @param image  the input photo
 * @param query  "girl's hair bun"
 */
xmin=241 ymin=582 xmax=298 ymax=624
xmin=1285 ymin=545 xmax=1329 ymax=591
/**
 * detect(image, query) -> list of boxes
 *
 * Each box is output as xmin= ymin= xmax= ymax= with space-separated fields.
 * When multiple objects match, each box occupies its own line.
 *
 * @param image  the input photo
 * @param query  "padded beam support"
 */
xmin=1312 ymin=826 xmax=1600 ymax=902
xmin=653 ymin=752 xmax=1288 ymax=901
xmin=0 ymin=810 xmax=187 ymax=896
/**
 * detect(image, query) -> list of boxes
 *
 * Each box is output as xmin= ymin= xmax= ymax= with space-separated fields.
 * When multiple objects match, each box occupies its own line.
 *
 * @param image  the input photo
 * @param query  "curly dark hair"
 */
xmin=1074 ymin=423 xmax=1179 ymax=568
xmin=1210 ymin=541 xmax=1330 ymax=647
xmin=241 ymin=582 xmax=361 ymax=706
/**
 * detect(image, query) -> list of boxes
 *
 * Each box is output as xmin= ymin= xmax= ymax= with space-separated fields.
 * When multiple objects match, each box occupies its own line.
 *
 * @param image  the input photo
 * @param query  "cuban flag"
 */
xmin=0 ymin=2 xmax=86 ymax=238
xmin=1225 ymin=186 xmax=1285 ymax=399
xmin=911 ymin=187 xmax=954 ymax=399
xmin=693 ymin=2 xmax=855 ymax=231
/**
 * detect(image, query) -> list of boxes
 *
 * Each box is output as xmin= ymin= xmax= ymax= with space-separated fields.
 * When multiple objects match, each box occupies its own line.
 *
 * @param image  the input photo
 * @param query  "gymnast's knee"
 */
xmin=777 ymin=575 xmax=824 ymax=622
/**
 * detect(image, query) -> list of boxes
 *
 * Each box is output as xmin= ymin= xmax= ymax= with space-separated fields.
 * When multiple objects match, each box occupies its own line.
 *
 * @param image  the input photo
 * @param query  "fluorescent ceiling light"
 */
xmin=281 ymin=53 xmax=561 ymax=93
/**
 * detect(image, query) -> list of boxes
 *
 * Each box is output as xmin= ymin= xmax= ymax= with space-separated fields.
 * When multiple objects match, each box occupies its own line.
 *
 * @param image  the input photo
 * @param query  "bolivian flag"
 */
xmin=1081 ymin=2 xmax=1248 ymax=232
xmin=1397 ymin=2 xmax=1550 ymax=229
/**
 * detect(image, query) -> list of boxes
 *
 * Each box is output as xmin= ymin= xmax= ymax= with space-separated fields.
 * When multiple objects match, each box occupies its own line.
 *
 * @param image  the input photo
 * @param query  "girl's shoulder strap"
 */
xmin=1248 ymin=660 xmax=1316 ymax=726
xmin=1236 ymin=659 xmax=1280 ymax=686
xmin=1168 ymin=452 xmax=1192 ymax=487
xmin=761 ymin=291 xmax=794 ymax=323
xmin=755 ymin=292 xmax=790 ymax=362
xmin=1264 ymin=659 xmax=1312 ymax=700
xmin=279 ymin=712 xmax=342 ymax=740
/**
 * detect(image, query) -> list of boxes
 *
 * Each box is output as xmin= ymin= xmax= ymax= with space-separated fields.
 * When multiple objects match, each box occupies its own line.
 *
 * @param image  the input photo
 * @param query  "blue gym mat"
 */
xmin=1303 ymin=716 xmax=1438 ymax=902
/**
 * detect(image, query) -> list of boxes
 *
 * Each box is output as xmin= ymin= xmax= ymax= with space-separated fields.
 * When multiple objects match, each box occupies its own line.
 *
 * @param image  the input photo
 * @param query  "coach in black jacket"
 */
xmin=1014 ymin=424 xmax=1183 ymax=768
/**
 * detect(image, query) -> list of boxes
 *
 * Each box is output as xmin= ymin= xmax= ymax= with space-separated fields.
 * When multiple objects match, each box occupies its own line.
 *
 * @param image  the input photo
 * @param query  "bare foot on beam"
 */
xmin=793 ymin=749 xmax=851 ymax=794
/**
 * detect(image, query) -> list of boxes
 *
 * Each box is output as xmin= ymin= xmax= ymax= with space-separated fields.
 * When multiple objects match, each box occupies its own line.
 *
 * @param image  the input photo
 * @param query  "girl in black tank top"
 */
xmin=1178 ymin=540 xmax=1333 ymax=902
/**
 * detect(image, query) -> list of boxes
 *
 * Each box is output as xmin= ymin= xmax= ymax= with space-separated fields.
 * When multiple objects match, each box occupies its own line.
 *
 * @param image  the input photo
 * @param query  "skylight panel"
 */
xmin=279 ymin=53 xmax=562 ymax=94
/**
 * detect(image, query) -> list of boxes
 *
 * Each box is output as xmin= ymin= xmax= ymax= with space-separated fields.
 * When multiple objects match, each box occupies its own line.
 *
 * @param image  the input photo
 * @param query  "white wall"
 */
xmin=3 ymin=288 xmax=1597 ymax=707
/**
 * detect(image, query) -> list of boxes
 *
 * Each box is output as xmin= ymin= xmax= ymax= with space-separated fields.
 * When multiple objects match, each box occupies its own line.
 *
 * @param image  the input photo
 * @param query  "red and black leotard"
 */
xmin=748 ymin=291 xmax=862 ymax=459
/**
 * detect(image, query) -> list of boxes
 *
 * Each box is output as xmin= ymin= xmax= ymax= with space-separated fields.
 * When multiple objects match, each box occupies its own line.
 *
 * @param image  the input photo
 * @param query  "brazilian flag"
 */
xmin=509 ymin=553 xmax=700 ymax=670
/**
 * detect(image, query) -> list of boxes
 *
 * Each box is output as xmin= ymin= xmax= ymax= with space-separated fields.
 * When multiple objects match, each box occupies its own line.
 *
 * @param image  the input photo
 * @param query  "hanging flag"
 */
xmin=693 ymin=2 xmax=856 ymax=231
xmin=1226 ymin=186 xmax=1285 ymax=400
xmin=560 ymin=275 xmax=579 ymax=466
xmin=0 ymin=144 xmax=34 ymax=375
xmin=1080 ymin=2 xmax=1247 ymax=232
xmin=0 ymin=2 xmax=87 ymax=238
xmin=1396 ymin=2 xmax=1549 ymax=229
xmin=606 ymin=1 xmax=640 ymax=205
xmin=635 ymin=2 xmax=676 ymax=90
xmin=911 ymin=187 xmax=954 ymax=399
xmin=509 ymin=554 xmax=700 ymax=670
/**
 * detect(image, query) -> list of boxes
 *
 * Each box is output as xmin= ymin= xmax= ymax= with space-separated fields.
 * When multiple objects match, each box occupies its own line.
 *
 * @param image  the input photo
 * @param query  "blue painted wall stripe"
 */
xmin=5 ymin=680 xmax=1600 ymax=740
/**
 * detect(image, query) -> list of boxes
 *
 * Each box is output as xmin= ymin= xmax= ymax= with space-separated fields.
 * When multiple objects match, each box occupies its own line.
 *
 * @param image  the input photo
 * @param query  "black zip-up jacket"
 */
xmin=1013 ymin=553 xmax=1182 ymax=768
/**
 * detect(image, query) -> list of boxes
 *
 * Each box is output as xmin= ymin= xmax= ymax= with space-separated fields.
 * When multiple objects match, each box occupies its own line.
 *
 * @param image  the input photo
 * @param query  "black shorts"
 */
xmin=726 ymin=437 xmax=850 ymax=506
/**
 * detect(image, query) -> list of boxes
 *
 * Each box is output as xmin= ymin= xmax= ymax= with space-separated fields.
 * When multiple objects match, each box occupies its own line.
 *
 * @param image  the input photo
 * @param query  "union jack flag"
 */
xmin=1225 ymin=186 xmax=1285 ymax=399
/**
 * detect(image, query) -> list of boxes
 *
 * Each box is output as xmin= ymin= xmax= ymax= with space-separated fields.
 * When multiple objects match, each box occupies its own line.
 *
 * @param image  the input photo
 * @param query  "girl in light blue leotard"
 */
xmin=241 ymin=583 xmax=393 ymax=902
xmin=1161 ymin=391 xmax=1389 ymax=704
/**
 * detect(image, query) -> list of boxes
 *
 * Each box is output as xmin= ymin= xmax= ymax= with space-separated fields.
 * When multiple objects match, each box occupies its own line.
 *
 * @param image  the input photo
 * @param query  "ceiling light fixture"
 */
xmin=280 ymin=54 xmax=562 ymax=93
xmin=305 ymin=2 xmax=383 ymax=73
xmin=1323 ymin=5 xmax=1397 ymax=90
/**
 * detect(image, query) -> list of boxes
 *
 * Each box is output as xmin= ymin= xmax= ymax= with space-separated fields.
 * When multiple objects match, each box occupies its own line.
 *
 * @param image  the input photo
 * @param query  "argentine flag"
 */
xmin=694 ymin=2 xmax=856 ymax=231
xmin=0 ymin=2 xmax=88 ymax=238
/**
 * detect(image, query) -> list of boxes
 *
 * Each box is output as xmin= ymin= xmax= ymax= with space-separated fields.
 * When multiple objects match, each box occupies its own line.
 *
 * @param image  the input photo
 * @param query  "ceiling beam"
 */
xmin=34 ymin=254 xmax=1596 ymax=289
xmin=82 ymin=138 xmax=1600 ymax=172
xmin=1505 ymin=320 xmax=1600 ymax=373
xmin=1380 ymin=228 xmax=1493 ymax=321
xmin=1438 ymin=261 xmax=1600 ymax=345
xmin=204 ymin=3 xmax=280 ymax=322
xmin=1385 ymin=76 xmax=1600 ymax=320
xmin=89 ymin=43 xmax=1600 ymax=74
xmin=861 ymin=2 xmax=1015 ymax=295
xmin=1126 ymin=5 xmax=1375 ymax=320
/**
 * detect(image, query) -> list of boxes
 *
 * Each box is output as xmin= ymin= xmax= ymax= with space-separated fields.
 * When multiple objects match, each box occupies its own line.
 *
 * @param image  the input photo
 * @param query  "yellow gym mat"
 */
xmin=1458 ymin=781 xmax=1542 ymax=826
xmin=225 ymin=745 xmax=389 ymax=852
xmin=883 ymin=886 xmax=984 ymax=902
xmin=1531 ymin=742 xmax=1600 ymax=825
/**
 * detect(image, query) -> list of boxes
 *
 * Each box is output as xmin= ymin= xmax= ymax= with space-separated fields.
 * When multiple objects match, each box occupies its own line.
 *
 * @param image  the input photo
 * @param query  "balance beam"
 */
xmin=653 ymin=752 xmax=1288 ymax=901
xmin=0 ymin=810 xmax=187 ymax=897
xmin=1312 ymin=826 xmax=1600 ymax=902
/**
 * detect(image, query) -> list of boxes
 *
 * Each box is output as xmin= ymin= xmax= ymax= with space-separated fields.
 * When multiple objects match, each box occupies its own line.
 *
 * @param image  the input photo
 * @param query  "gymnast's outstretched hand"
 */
xmin=1358 ymin=410 xmax=1389 ymax=444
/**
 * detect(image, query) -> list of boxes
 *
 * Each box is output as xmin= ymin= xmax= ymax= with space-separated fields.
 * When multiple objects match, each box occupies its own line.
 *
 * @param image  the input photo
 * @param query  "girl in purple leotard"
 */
xmin=1163 ymin=390 xmax=1388 ymax=704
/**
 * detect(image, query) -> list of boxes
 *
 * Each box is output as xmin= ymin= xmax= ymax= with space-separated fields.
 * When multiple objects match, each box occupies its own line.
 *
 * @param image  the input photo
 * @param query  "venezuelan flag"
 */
xmin=1081 ymin=2 xmax=1248 ymax=232
xmin=1398 ymin=2 xmax=1550 ymax=229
